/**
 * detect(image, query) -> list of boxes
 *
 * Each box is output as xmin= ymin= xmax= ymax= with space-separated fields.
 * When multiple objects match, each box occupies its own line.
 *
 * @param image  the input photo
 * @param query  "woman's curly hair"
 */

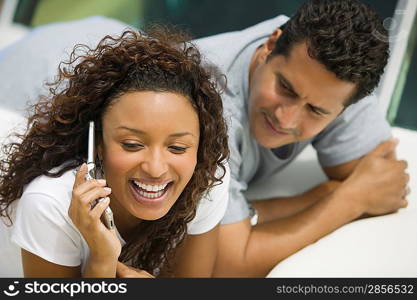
xmin=271 ymin=0 xmax=389 ymax=106
xmin=0 ymin=26 xmax=229 ymax=275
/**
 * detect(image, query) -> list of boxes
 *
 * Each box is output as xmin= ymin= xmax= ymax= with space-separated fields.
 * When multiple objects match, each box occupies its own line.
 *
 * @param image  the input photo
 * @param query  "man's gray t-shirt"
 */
xmin=194 ymin=15 xmax=391 ymax=224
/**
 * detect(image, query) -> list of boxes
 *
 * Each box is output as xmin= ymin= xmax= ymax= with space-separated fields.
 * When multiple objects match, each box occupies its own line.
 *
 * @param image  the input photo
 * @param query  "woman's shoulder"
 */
xmin=21 ymin=166 xmax=76 ymax=208
xmin=12 ymin=165 xmax=80 ymax=241
xmin=204 ymin=162 xmax=231 ymax=202
xmin=10 ymin=166 xmax=84 ymax=269
xmin=187 ymin=162 xmax=230 ymax=235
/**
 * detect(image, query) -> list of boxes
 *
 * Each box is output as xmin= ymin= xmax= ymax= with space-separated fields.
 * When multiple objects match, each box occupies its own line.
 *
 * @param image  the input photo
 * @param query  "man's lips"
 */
xmin=263 ymin=113 xmax=291 ymax=136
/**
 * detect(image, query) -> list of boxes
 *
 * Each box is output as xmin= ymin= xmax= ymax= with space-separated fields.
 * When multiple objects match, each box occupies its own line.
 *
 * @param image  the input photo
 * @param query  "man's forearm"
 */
xmin=252 ymin=180 xmax=341 ymax=224
xmin=215 ymin=189 xmax=361 ymax=277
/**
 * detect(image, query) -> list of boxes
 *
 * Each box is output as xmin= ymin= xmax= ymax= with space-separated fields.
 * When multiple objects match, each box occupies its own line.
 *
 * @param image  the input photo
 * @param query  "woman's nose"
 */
xmin=140 ymin=150 xmax=168 ymax=178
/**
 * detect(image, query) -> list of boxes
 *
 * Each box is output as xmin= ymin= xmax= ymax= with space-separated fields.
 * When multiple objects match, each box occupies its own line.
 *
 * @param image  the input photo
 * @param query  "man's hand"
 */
xmin=116 ymin=262 xmax=154 ymax=278
xmin=338 ymin=138 xmax=409 ymax=216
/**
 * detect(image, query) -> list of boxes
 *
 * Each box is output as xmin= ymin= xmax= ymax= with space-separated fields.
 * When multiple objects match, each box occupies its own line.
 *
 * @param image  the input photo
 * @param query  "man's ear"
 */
xmin=260 ymin=29 xmax=283 ymax=59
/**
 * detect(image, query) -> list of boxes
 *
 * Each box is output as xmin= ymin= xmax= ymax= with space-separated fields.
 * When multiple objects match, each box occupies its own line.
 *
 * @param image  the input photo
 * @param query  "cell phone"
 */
xmin=86 ymin=121 xmax=115 ymax=230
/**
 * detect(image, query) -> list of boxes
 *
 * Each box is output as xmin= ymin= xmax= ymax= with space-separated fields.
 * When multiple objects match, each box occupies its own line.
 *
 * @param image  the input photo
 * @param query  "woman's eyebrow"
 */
xmin=116 ymin=126 xmax=196 ymax=137
xmin=117 ymin=126 xmax=145 ymax=135
xmin=169 ymin=132 xmax=196 ymax=138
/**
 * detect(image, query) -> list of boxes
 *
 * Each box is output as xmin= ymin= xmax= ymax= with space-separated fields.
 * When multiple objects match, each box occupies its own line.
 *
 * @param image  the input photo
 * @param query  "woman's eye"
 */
xmin=122 ymin=143 xmax=143 ymax=151
xmin=169 ymin=146 xmax=187 ymax=154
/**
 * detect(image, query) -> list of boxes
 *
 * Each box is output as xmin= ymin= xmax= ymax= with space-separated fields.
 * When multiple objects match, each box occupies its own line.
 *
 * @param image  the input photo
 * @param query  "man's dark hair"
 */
xmin=270 ymin=0 xmax=389 ymax=106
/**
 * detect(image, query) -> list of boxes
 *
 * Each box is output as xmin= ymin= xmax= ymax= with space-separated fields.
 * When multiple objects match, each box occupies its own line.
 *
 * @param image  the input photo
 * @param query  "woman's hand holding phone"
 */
xmin=68 ymin=163 xmax=121 ymax=277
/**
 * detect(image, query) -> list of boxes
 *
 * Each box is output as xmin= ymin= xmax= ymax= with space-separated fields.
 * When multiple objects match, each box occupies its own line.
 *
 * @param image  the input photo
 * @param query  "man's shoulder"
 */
xmin=193 ymin=15 xmax=289 ymax=71
xmin=342 ymin=93 xmax=381 ymax=119
xmin=194 ymin=14 xmax=290 ymax=47
xmin=322 ymin=93 xmax=383 ymax=131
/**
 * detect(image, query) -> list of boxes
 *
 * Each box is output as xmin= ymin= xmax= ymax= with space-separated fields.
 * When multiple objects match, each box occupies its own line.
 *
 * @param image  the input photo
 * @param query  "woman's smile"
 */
xmin=128 ymin=179 xmax=173 ymax=207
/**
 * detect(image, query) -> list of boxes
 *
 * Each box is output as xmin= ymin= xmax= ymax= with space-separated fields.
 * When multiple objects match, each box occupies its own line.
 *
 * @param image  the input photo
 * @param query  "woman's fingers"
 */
xmin=72 ymin=164 xmax=108 ymax=206
xmin=116 ymin=261 xmax=154 ymax=278
xmin=81 ymin=186 xmax=112 ymax=208
xmin=89 ymin=197 xmax=111 ymax=219
xmin=73 ymin=163 xmax=88 ymax=188
xmin=76 ymin=179 xmax=107 ymax=197
xmin=70 ymin=163 xmax=111 ymax=227
xmin=116 ymin=261 xmax=130 ymax=277
xmin=74 ymin=163 xmax=107 ymax=191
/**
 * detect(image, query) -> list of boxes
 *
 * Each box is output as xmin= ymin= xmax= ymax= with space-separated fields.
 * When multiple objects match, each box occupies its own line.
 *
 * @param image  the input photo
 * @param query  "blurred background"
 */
xmin=0 ymin=0 xmax=415 ymax=132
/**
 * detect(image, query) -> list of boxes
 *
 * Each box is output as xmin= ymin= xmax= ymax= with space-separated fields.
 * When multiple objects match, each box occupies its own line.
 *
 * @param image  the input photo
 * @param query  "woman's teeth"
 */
xmin=132 ymin=180 xmax=169 ymax=198
xmin=138 ymin=189 xmax=165 ymax=199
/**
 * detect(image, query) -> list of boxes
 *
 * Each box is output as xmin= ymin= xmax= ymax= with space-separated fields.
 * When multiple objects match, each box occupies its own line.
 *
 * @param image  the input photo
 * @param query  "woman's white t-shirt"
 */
xmin=1 ymin=165 xmax=229 ymax=276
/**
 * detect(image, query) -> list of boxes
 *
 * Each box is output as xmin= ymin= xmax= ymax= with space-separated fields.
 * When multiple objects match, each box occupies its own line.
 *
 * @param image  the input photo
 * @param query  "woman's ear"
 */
xmin=96 ymin=143 xmax=105 ymax=177
xmin=96 ymin=142 xmax=104 ymax=162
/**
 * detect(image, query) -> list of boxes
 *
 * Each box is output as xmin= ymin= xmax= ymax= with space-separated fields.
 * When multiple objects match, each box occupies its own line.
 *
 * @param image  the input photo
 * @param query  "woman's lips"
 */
xmin=263 ymin=113 xmax=290 ymax=136
xmin=128 ymin=180 xmax=172 ymax=207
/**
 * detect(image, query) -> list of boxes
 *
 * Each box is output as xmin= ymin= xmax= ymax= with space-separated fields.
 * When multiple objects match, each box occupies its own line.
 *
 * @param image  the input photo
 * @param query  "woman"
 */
xmin=0 ymin=27 xmax=229 ymax=277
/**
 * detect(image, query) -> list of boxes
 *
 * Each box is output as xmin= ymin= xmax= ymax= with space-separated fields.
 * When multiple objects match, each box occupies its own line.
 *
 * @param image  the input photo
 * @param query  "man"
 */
xmin=193 ymin=0 xmax=409 ymax=276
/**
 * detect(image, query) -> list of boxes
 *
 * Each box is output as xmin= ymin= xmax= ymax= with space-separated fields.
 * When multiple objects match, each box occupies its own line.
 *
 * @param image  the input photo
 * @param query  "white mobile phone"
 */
xmin=86 ymin=121 xmax=115 ymax=230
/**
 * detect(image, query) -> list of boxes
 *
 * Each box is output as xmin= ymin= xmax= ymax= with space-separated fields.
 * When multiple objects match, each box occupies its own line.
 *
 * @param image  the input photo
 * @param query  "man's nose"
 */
xmin=274 ymin=103 xmax=303 ymax=130
xmin=140 ymin=150 xmax=168 ymax=178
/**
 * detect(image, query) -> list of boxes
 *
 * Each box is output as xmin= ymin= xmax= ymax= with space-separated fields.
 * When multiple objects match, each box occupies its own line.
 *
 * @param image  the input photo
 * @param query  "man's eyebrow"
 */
xmin=116 ymin=126 xmax=196 ymax=137
xmin=276 ymin=73 xmax=331 ymax=115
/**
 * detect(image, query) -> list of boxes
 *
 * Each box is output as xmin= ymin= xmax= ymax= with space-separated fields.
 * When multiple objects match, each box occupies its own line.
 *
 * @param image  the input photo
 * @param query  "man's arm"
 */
xmin=252 ymin=157 xmax=362 ymax=224
xmin=116 ymin=226 xmax=220 ymax=278
xmin=214 ymin=191 xmax=361 ymax=277
xmin=213 ymin=140 xmax=408 ymax=277
xmin=323 ymin=158 xmax=361 ymax=181
xmin=251 ymin=180 xmax=341 ymax=224
xmin=162 ymin=225 xmax=219 ymax=277
xmin=323 ymin=140 xmax=397 ymax=181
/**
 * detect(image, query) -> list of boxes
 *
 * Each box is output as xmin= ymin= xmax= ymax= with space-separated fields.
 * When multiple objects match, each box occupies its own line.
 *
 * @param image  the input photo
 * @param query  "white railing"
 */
xmin=0 ymin=0 xmax=28 ymax=49
xmin=376 ymin=0 xmax=417 ymax=116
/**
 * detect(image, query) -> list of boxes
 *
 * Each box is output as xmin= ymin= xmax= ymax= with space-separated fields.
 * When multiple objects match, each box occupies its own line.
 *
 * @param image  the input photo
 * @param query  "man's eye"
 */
xmin=169 ymin=146 xmax=187 ymax=154
xmin=279 ymin=82 xmax=294 ymax=97
xmin=309 ymin=105 xmax=323 ymax=116
xmin=122 ymin=143 xmax=143 ymax=151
